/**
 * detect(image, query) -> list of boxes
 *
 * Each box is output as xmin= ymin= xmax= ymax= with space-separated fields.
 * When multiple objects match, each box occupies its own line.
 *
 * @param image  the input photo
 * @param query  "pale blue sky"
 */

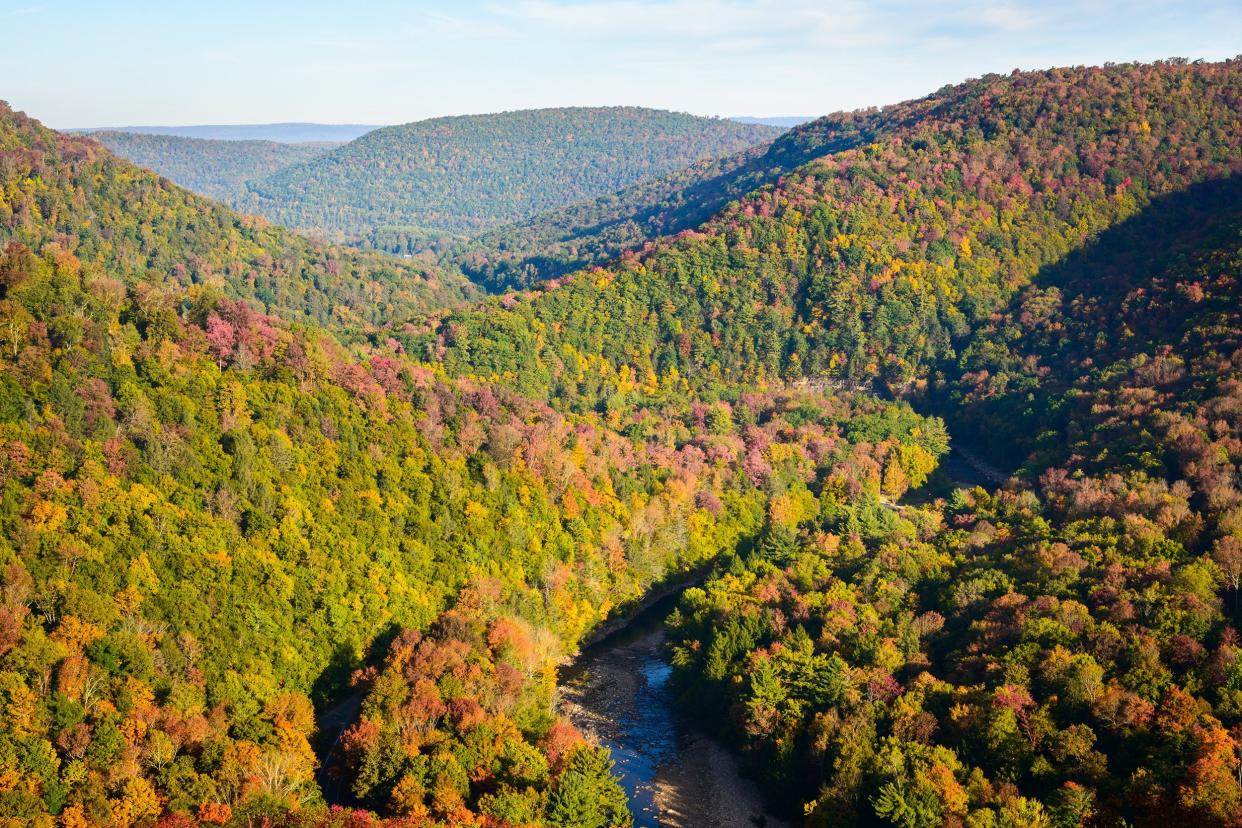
xmin=3 ymin=0 xmax=1240 ymax=128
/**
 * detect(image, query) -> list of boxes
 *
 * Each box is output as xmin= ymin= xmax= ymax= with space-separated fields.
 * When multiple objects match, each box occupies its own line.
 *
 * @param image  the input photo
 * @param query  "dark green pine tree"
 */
xmin=757 ymin=520 xmax=801 ymax=564
xmin=546 ymin=746 xmax=633 ymax=828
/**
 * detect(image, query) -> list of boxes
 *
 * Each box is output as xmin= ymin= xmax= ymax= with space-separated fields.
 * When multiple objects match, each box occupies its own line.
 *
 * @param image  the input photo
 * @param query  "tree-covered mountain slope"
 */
xmin=0 ymin=238 xmax=945 ymax=826
xmin=944 ymin=174 xmax=1242 ymax=476
xmin=447 ymin=59 xmax=1241 ymax=294
xmin=244 ymin=107 xmax=783 ymax=243
xmin=663 ymin=181 xmax=1242 ymax=828
xmin=0 ymin=102 xmax=477 ymax=328
xmin=88 ymin=132 xmax=336 ymax=203
xmin=446 ymin=107 xmax=873 ymax=290
xmin=425 ymin=59 xmax=1242 ymax=400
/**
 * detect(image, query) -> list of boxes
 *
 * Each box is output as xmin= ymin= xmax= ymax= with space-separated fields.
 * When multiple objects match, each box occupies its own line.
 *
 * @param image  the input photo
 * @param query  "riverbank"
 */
xmin=576 ymin=565 xmax=715 ymax=650
xmin=651 ymin=726 xmax=791 ymax=828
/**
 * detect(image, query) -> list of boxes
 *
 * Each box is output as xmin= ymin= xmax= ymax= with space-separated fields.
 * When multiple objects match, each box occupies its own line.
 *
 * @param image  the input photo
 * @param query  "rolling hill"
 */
xmin=245 ymin=107 xmax=784 ymax=243
xmin=0 ymin=102 xmax=475 ymax=326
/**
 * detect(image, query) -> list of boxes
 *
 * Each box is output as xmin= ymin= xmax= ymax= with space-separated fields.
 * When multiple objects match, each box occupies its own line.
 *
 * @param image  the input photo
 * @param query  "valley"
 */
xmin=0 ymin=50 xmax=1239 ymax=828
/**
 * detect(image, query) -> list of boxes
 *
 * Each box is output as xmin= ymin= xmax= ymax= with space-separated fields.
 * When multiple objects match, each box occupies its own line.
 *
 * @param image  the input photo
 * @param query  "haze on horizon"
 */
xmin=2 ymin=0 xmax=1240 ymax=129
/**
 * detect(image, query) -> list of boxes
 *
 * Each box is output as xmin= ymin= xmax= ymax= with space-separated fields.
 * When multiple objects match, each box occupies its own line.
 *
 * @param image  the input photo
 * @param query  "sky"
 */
xmin=3 ymin=0 xmax=1240 ymax=129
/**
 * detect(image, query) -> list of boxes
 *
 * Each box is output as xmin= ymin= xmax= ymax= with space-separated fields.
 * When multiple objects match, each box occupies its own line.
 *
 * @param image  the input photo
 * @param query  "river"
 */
xmin=558 ymin=592 xmax=789 ymax=828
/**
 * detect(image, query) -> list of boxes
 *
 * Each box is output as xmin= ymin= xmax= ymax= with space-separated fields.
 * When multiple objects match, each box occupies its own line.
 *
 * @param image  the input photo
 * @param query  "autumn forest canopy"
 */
xmin=0 ymin=56 xmax=1240 ymax=828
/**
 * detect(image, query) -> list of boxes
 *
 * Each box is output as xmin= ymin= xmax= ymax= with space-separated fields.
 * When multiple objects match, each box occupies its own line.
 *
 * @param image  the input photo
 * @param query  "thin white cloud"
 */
xmin=405 ymin=9 xmax=513 ymax=40
xmin=487 ymin=0 xmax=1185 ymax=51
xmin=489 ymin=0 xmax=875 ymax=50
xmin=978 ymin=4 xmax=1041 ymax=31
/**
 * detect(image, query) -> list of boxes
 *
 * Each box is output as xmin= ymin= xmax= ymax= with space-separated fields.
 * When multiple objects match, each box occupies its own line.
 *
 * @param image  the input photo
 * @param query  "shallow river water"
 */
xmin=558 ymin=594 xmax=789 ymax=828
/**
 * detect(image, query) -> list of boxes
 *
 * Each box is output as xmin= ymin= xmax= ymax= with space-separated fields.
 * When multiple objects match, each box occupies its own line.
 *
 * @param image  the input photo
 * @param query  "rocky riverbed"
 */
xmin=558 ymin=599 xmax=788 ymax=828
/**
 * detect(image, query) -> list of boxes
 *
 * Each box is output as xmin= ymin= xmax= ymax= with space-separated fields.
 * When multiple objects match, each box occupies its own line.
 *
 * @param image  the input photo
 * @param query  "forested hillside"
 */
xmin=89 ymin=132 xmax=335 ymax=203
xmin=943 ymin=174 xmax=1242 ymax=476
xmin=0 ymin=241 xmax=815 ymax=824
xmin=665 ymin=195 xmax=1242 ymax=826
xmin=0 ymin=233 xmax=942 ymax=828
xmin=0 ymin=103 xmax=476 ymax=326
xmin=429 ymin=60 xmax=1241 ymax=397
xmin=245 ymin=108 xmax=782 ymax=243
xmin=451 ymin=60 xmax=1238 ymax=292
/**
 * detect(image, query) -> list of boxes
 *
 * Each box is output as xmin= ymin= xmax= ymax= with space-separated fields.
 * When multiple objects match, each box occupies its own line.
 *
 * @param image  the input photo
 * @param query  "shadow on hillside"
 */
xmin=937 ymin=173 xmax=1242 ymax=471
xmin=310 ymin=623 xmax=403 ymax=804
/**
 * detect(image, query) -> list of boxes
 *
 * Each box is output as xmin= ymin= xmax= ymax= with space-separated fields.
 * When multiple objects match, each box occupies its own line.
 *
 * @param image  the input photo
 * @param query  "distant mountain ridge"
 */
xmin=88 ymin=131 xmax=337 ymax=202
xmin=245 ymin=106 xmax=784 ymax=241
xmin=69 ymin=121 xmax=382 ymax=143
xmin=448 ymin=109 xmax=859 ymax=290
